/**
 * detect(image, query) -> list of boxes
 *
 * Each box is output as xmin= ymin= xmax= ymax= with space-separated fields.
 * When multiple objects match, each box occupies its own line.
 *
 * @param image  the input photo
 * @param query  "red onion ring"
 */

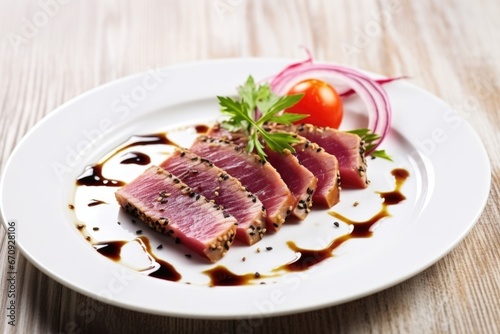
xmin=269 ymin=51 xmax=395 ymax=155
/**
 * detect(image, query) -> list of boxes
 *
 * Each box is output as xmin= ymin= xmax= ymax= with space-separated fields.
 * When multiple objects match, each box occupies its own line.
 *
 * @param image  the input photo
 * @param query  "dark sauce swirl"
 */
xmin=76 ymin=133 xmax=178 ymax=187
xmin=93 ymin=237 xmax=181 ymax=282
xmin=275 ymin=168 xmax=410 ymax=273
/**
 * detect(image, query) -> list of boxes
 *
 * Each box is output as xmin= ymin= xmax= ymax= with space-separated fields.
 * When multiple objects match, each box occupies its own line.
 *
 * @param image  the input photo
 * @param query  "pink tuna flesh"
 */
xmin=189 ymin=136 xmax=295 ymax=232
xmin=280 ymin=124 xmax=368 ymax=189
xmin=291 ymin=136 xmax=341 ymax=207
xmin=159 ymin=149 xmax=266 ymax=245
xmin=264 ymin=147 xmax=317 ymax=220
xmin=115 ymin=166 xmax=237 ymax=262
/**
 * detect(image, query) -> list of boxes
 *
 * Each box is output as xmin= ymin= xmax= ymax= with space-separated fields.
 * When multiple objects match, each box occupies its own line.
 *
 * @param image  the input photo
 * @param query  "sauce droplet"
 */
xmin=119 ymin=151 xmax=151 ymax=165
xmin=95 ymin=240 xmax=126 ymax=261
xmin=88 ymin=199 xmax=108 ymax=207
xmin=203 ymin=265 xmax=262 ymax=286
xmin=195 ymin=124 xmax=209 ymax=134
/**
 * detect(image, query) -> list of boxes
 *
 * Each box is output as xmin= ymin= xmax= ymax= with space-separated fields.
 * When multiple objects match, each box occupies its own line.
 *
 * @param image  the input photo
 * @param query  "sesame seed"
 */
xmin=136 ymin=230 xmax=142 ymax=235
xmin=93 ymin=227 xmax=99 ymax=231
xmin=257 ymin=248 xmax=261 ymax=253
xmin=353 ymin=201 xmax=359 ymax=207
xmin=334 ymin=222 xmax=340 ymax=227
xmin=254 ymin=272 xmax=261 ymax=278
xmin=157 ymin=244 xmax=163 ymax=250
xmin=266 ymin=247 xmax=273 ymax=251
xmin=185 ymin=254 xmax=192 ymax=258
xmin=242 ymin=257 xmax=246 ymax=262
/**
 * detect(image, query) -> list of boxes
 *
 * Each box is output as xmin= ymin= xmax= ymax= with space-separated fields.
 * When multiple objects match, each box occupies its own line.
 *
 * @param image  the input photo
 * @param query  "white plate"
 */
xmin=0 ymin=59 xmax=491 ymax=318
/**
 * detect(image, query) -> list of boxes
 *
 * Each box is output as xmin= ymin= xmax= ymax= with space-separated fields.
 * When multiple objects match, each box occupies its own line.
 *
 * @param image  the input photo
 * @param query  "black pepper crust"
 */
xmin=118 ymin=166 xmax=238 ymax=261
xmin=167 ymin=148 xmax=267 ymax=244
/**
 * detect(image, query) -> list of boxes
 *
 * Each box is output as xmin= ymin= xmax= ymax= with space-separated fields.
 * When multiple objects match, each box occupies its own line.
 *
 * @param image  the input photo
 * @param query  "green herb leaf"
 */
xmin=371 ymin=150 xmax=393 ymax=161
xmin=347 ymin=128 xmax=393 ymax=161
xmin=268 ymin=113 xmax=308 ymax=125
xmin=218 ymin=76 xmax=306 ymax=161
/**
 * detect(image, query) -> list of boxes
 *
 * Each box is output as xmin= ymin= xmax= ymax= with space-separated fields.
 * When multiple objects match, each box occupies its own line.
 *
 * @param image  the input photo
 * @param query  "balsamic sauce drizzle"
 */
xmin=203 ymin=266 xmax=258 ymax=287
xmin=275 ymin=168 xmax=410 ymax=273
xmin=76 ymin=133 xmax=178 ymax=187
xmin=88 ymin=199 xmax=108 ymax=207
xmin=75 ymin=124 xmax=409 ymax=286
xmin=94 ymin=236 xmax=181 ymax=282
xmin=119 ymin=151 xmax=151 ymax=165
xmin=76 ymin=126 xmax=215 ymax=282
xmin=95 ymin=240 xmax=126 ymax=261
xmin=76 ymin=164 xmax=125 ymax=187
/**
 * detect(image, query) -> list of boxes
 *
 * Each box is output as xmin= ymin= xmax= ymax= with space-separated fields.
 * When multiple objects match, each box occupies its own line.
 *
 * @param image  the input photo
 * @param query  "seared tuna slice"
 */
xmin=282 ymin=124 xmax=368 ymax=189
xmin=264 ymin=147 xmax=317 ymax=220
xmin=208 ymin=124 xmax=332 ymax=211
xmin=190 ymin=136 xmax=295 ymax=232
xmin=291 ymin=136 xmax=341 ymax=208
xmin=115 ymin=166 xmax=237 ymax=262
xmin=206 ymin=123 xmax=247 ymax=146
xmin=159 ymin=149 xmax=266 ymax=245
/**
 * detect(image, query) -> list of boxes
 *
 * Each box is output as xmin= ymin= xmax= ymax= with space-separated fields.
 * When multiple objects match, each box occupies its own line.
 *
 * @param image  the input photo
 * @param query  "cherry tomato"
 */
xmin=286 ymin=79 xmax=343 ymax=128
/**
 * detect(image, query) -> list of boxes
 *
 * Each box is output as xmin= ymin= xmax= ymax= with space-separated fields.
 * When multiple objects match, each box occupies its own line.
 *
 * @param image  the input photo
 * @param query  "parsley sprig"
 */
xmin=218 ymin=76 xmax=307 ymax=161
xmin=347 ymin=128 xmax=393 ymax=161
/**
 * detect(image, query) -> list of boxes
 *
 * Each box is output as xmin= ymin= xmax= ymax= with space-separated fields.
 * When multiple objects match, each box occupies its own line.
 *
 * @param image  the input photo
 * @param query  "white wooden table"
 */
xmin=1 ymin=1 xmax=499 ymax=333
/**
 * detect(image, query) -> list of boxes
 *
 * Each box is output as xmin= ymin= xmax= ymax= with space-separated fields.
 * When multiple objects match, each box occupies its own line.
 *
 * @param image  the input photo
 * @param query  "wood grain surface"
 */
xmin=1 ymin=0 xmax=499 ymax=333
